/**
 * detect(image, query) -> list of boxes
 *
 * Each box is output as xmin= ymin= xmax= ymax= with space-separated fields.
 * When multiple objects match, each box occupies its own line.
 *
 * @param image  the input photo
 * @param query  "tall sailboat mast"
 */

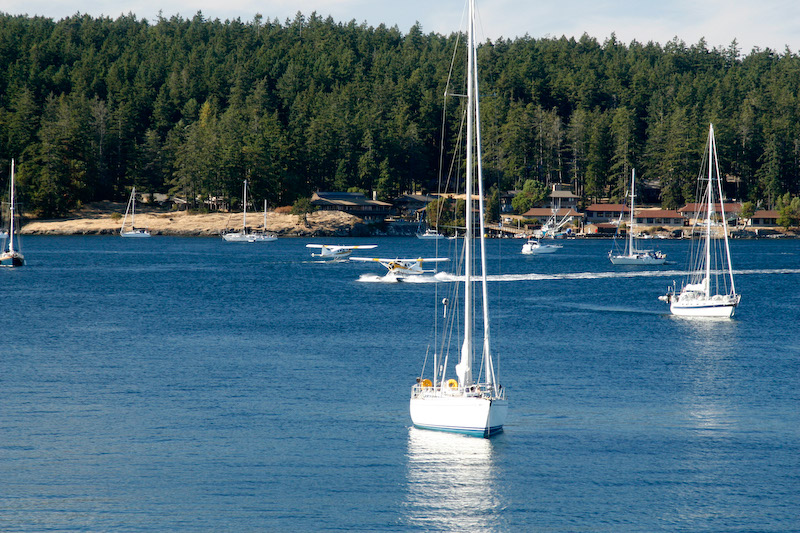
xmin=710 ymin=124 xmax=736 ymax=295
xmin=705 ymin=126 xmax=713 ymax=299
xmin=8 ymin=159 xmax=15 ymax=253
xmin=628 ymin=169 xmax=635 ymax=254
xmin=471 ymin=1 xmax=494 ymax=389
xmin=242 ymin=179 xmax=248 ymax=231
xmin=457 ymin=0 xmax=475 ymax=390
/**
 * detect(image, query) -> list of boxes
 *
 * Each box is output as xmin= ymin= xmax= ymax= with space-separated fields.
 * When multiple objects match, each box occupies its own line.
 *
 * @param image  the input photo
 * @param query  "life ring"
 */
xmin=447 ymin=379 xmax=458 ymax=390
xmin=421 ymin=379 xmax=433 ymax=388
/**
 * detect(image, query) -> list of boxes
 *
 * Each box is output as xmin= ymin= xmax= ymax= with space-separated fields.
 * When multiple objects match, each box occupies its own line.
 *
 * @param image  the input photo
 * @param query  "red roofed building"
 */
xmin=678 ymin=202 xmax=742 ymax=220
xmin=748 ymin=210 xmax=780 ymax=227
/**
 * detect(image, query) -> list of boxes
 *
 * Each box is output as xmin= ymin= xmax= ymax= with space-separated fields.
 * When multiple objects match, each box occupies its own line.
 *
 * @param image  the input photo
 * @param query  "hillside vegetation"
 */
xmin=1 ymin=11 xmax=799 ymax=217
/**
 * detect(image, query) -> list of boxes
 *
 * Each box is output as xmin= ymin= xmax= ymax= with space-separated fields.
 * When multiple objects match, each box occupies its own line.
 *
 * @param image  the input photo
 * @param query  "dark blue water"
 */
xmin=1 ymin=236 xmax=799 ymax=531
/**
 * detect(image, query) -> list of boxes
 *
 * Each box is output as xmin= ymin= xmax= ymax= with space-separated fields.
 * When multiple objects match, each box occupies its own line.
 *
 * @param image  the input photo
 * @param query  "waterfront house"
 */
xmin=393 ymin=193 xmax=439 ymax=221
xmin=633 ymin=208 xmax=685 ymax=228
xmin=584 ymin=203 xmax=629 ymax=224
xmin=678 ymin=202 xmax=742 ymax=225
xmin=748 ymin=210 xmax=780 ymax=227
xmin=549 ymin=184 xmax=580 ymax=210
xmin=310 ymin=192 xmax=393 ymax=223
xmin=500 ymin=191 xmax=519 ymax=214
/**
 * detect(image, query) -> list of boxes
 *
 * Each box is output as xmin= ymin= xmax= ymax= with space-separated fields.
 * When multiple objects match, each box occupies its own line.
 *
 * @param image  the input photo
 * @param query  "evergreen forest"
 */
xmin=1 ymin=11 xmax=800 ymax=217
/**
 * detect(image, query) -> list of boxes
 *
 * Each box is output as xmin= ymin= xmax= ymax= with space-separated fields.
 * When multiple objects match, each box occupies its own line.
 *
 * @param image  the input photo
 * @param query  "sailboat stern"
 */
xmin=0 ymin=251 xmax=24 ymax=267
xmin=410 ymin=389 xmax=508 ymax=438
xmin=670 ymin=293 xmax=740 ymax=318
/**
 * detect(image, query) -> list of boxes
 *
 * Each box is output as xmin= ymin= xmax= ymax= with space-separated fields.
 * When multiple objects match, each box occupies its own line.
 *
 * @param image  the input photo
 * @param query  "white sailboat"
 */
xmin=0 ymin=159 xmax=25 ymax=267
xmin=120 ymin=187 xmax=151 ymax=237
xmin=222 ymin=180 xmax=277 ymax=243
xmin=409 ymin=0 xmax=507 ymax=438
xmin=609 ymin=169 xmax=665 ymax=265
xmin=659 ymin=124 xmax=740 ymax=317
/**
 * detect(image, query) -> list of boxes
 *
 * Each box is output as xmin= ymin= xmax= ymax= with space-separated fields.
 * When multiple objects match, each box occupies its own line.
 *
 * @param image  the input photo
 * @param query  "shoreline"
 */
xmin=19 ymin=204 xmax=373 ymax=237
xmin=15 ymin=202 xmax=797 ymax=239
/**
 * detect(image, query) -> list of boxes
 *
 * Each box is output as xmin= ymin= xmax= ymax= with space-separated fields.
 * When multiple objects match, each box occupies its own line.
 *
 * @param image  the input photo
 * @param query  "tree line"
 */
xmin=1 ymin=11 xmax=799 ymax=218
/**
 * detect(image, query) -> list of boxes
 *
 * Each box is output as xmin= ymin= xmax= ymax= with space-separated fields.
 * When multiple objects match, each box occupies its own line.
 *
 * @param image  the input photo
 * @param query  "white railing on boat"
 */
xmin=411 ymin=382 xmax=505 ymax=400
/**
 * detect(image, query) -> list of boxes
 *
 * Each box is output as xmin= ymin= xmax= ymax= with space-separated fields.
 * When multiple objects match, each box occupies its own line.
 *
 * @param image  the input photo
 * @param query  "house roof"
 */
xmin=585 ymin=203 xmax=630 ymax=213
xmin=521 ymin=207 xmax=583 ymax=218
xmin=549 ymin=190 xmax=579 ymax=199
xmin=678 ymin=202 xmax=742 ymax=214
xmin=634 ymin=209 xmax=682 ymax=218
xmin=396 ymin=193 xmax=438 ymax=203
xmin=752 ymin=210 xmax=779 ymax=218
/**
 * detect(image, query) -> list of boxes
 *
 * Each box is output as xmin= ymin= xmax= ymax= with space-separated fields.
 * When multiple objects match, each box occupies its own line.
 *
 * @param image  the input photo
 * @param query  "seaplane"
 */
xmin=350 ymin=256 xmax=449 ymax=281
xmin=306 ymin=243 xmax=377 ymax=260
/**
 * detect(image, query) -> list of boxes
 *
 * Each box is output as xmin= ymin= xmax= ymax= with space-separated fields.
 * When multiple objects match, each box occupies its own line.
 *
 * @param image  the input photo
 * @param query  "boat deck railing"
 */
xmin=411 ymin=382 xmax=505 ymax=400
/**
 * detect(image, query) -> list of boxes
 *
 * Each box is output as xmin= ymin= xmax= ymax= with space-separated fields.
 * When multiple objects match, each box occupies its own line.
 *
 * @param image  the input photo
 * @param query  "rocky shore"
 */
xmin=18 ymin=202 xmax=796 ymax=239
xmin=19 ymin=202 xmax=387 ymax=237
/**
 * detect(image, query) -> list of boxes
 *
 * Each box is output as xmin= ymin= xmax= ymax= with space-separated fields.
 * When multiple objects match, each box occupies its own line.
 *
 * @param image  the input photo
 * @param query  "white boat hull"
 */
xmin=521 ymin=241 xmax=561 ymax=255
xmin=410 ymin=394 xmax=507 ymax=438
xmin=121 ymin=230 xmax=151 ymax=238
xmin=610 ymin=253 xmax=665 ymax=265
xmin=670 ymin=295 xmax=739 ymax=318
xmin=222 ymin=232 xmax=277 ymax=242
xmin=0 ymin=251 xmax=24 ymax=267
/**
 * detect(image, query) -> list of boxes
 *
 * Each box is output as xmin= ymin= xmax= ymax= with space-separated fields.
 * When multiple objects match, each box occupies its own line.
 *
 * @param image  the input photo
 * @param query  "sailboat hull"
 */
xmin=222 ymin=232 xmax=277 ymax=242
xmin=610 ymin=254 xmax=666 ymax=265
xmin=416 ymin=231 xmax=444 ymax=240
xmin=670 ymin=295 xmax=739 ymax=318
xmin=121 ymin=230 xmax=151 ymax=238
xmin=410 ymin=395 xmax=508 ymax=438
xmin=0 ymin=251 xmax=24 ymax=267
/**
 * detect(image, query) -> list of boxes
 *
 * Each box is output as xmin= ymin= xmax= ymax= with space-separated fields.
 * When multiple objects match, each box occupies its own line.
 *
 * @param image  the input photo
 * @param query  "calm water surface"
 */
xmin=1 ymin=236 xmax=798 ymax=531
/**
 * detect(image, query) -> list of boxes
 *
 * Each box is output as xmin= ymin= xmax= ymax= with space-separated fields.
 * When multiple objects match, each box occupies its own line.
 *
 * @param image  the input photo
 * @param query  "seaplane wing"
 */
xmin=306 ymin=244 xmax=377 ymax=258
xmin=350 ymin=256 xmax=448 ymax=275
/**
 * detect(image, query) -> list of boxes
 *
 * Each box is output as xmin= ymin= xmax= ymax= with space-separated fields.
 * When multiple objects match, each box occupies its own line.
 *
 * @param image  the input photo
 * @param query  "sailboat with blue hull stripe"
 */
xmin=409 ymin=0 xmax=507 ymax=438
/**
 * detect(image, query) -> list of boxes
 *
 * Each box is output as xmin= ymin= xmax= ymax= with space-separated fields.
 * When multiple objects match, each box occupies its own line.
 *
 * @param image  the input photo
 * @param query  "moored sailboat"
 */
xmin=0 ymin=159 xmax=24 ymax=267
xmin=659 ymin=124 xmax=740 ymax=317
xmin=409 ymin=0 xmax=507 ymax=438
xmin=222 ymin=180 xmax=277 ymax=242
xmin=120 ymin=187 xmax=151 ymax=237
xmin=609 ymin=169 xmax=665 ymax=265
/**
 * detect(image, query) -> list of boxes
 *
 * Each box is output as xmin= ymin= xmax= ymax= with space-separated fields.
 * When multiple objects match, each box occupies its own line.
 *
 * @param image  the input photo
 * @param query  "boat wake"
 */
xmin=356 ymin=273 xmax=441 ymax=283
xmin=434 ymin=268 xmax=800 ymax=283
